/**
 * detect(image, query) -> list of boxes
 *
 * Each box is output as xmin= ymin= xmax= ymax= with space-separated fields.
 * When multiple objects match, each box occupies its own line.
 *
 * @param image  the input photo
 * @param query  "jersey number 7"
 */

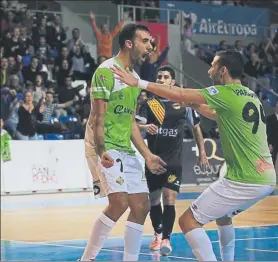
xmin=242 ymin=102 xmax=266 ymax=135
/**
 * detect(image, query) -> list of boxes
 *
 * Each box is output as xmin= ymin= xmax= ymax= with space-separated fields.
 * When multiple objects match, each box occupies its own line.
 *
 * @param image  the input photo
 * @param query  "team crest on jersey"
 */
xmin=116 ymin=176 xmax=124 ymax=185
xmin=118 ymin=92 xmax=123 ymax=100
xmin=206 ymin=86 xmax=219 ymax=96
xmin=172 ymin=103 xmax=181 ymax=110
xmin=168 ymin=174 xmax=177 ymax=183
xmin=100 ymin=74 xmax=107 ymax=81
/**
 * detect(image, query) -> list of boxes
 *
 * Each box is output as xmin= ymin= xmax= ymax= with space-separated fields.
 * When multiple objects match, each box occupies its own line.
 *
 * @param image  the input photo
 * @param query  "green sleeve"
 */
xmin=91 ymin=68 xmax=114 ymax=100
xmin=199 ymin=85 xmax=229 ymax=111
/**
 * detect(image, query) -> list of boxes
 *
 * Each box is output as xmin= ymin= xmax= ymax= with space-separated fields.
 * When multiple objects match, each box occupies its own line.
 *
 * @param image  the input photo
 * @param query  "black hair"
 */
xmin=46 ymin=91 xmax=54 ymax=96
xmin=215 ymin=49 xmax=244 ymax=79
xmin=118 ymin=23 xmax=150 ymax=48
xmin=157 ymin=65 xmax=176 ymax=79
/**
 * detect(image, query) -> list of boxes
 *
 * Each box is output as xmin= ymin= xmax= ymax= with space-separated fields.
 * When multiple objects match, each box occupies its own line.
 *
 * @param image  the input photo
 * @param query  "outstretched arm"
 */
xmin=111 ymin=66 xmax=207 ymax=105
xmin=190 ymin=103 xmax=217 ymax=120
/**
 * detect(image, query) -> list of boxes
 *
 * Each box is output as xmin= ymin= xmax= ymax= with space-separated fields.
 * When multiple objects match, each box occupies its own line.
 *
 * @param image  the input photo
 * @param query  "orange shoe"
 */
xmin=160 ymin=239 xmax=172 ymax=256
xmin=149 ymin=233 xmax=162 ymax=250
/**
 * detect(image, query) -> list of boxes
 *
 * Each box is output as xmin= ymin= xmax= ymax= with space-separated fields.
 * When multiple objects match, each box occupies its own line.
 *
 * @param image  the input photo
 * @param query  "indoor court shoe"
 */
xmin=149 ymin=232 xmax=162 ymax=250
xmin=160 ymin=239 xmax=172 ymax=256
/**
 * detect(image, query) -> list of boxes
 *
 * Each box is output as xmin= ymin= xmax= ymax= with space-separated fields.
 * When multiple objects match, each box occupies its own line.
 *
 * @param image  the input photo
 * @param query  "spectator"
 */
xmin=140 ymin=43 xmax=170 ymax=82
xmin=67 ymin=28 xmax=85 ymax=53
xmin=3 ymin=89 xmax=21 ymax=138
xmin=1 ymin=57 xmax=9 ymax=86
xmin=90 ymin=11 xmax=124 ymax=58
xmin=15 ymin=90 xmax=43 ymax=140
xmin=143 ymin=0 xmax=159 ymax=22
xmin=54 ymin=45 xmax=72 ymax=73
xmin=56 ymin=59 xmax=72 ymax=88
xmin=36 ymin=91 xmax=78 ymax=134
xmin=19 ymin=27 xmax=32 ymax=54
xmin=22 ymin=56 xmax=41 ymax=85
xmin=6 ymin=27 xmax=21 ymax=57
xmin=46 ymin=14 xmax=67 ymax=49
xmin=33 ymin=74 xmax=47 ymax=105
xmin=218 ymin=40 xmax=228 ymax=51
xmin=266 ymin=100 xmax=278 ymax=165
xmin=36 ymin=36 xmax=51 ymax=61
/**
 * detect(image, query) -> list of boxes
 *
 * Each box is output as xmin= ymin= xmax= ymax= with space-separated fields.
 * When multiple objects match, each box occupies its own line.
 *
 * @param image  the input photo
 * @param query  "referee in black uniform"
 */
xmin=137 ymin=66 xmax=209 ymax=256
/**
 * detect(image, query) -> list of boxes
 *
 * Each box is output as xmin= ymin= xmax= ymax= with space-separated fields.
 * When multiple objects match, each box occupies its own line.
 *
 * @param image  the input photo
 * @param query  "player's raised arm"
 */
xmin=111 ymin=66 xmax=206 ymax=105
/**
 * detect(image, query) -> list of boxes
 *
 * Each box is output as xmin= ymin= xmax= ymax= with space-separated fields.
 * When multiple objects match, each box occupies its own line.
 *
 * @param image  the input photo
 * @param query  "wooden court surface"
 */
xmin=1 ymin=186 xmax=278 ymax=242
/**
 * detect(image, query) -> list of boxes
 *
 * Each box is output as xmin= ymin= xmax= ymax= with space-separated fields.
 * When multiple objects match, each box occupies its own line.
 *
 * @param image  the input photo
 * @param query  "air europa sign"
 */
xmin=160 ymin=1 xmax=269 ymax=37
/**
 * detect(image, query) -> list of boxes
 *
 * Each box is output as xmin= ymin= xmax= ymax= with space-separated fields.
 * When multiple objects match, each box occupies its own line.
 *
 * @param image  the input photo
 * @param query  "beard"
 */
xmin=211 ymin=70 xmax=222 ymax=85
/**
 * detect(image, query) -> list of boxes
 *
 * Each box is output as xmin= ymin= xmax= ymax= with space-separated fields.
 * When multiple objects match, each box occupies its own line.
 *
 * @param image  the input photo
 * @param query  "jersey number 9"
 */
xmin=242 ymin=102 xmax=266 ymax=134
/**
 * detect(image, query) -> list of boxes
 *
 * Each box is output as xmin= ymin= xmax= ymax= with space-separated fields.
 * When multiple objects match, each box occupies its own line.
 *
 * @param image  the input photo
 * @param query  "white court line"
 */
xmin=36 ymin=223 xmax=278 ymax=243
xmin=211 ymin=236 xmax=278 ymax=243
xmin=245 ymin=248 xmax=278 ymax=253
xmin=0 ymin=240 xmax=195 ymax=261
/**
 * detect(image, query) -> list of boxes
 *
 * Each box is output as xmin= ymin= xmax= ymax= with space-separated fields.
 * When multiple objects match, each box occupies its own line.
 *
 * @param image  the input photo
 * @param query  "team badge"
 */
xmin=167 ymin=174 xmax=177 ymax=183
xmin=118 ymin=92 xmax=123 ymax=100
xmin=116 ymin=176 xmax=124 ymax=185
xmin=99 ymin=74 xmax=107 ymax=81
xmin=206 ymin=86 xmax=219 ymax=96
xmin=172 ymin=103 xmax=181 ymax=110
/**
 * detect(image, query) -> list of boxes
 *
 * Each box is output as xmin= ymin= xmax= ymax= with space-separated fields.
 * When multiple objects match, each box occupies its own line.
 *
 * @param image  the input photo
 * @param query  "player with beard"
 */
xmin=137 ymin=65 xmax=209 ymax=256
xmin=111 ymin=50 xmax=276 ymax=261
xmin=79 ymin=24 xmax=167 ymax=261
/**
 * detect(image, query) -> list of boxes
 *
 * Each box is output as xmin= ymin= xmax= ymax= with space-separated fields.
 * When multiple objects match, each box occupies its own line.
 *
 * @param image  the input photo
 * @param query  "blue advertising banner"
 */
xmin=160 ymin=1 xmax=269 ymax=37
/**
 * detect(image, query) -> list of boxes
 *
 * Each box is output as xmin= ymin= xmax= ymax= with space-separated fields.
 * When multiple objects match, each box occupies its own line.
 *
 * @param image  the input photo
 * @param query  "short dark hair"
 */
xmin=215 ymin=49 xmax=244 ymax=79
xmin=46 ymin=91 xmax=54 ymax=96
xmin=118 ymin=23 xmax=150 ymax=48
xmin=157 ymin=65 xmax=176 ymax=79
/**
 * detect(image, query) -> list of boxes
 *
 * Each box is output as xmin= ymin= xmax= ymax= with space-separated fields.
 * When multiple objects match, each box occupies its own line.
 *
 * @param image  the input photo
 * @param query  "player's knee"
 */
xmin=179 ymin=208 xmax=202 ymax=234
xmin=149 ymin=190 xmax=162 ymax=206
xmin=130 ymin=196 xmax=150 ymax=219
xmin=107 ymin=193 xmax=129 ymax=218
xmin=162 ymin=192 xmax=177 ymax=205
xmin=216 ymin=215 xmax=232 ymax=226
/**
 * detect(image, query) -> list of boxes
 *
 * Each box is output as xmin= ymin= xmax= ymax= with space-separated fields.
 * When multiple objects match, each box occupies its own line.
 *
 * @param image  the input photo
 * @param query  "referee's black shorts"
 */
xmin=145 ymin=165 xmax=182 ymax=193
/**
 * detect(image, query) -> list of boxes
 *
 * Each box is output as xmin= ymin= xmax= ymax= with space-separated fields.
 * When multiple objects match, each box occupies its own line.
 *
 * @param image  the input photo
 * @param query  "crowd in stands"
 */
xmin=0 ymin=0 xmax=100 ymax=140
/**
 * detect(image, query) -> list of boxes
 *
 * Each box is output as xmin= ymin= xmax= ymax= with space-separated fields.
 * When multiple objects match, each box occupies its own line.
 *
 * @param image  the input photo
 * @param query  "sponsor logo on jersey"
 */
xmin=172 ymin=103 xmax=181 ymax=110
xmin=158 ymin=127 xmax=178 ymax=137
xmin=206 ymin=86 xmax=219 ymax=96
xmin=114 ymin=105 xmax=133 ymax=115
xmin=168 ymin=174 xmax=177 ymax=183
xmin=254 ymin=158 xmax=274 ymax=173
xmin=116 ymin=176 xmax=124 ymax=185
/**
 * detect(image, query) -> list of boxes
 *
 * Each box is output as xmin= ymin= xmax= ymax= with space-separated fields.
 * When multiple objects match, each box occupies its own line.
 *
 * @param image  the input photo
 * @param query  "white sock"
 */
xmin=123 ymin=221 xmax=144 ymax=261
xmin=218 ymin=224 xmax=235 ymax=261
xmin=185 ymin=228 xmax=217 ymax=261
xmin=81 ymin=213 xmax=116 ymax=261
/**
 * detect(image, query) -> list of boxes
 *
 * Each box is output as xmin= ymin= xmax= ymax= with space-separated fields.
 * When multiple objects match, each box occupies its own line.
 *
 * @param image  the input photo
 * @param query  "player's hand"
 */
xmin=101 ymin=152 xmax=114 ymax=168
xmin=145 ymin=124 xmax=158 ymax=135
xmin=111 ymin=65 xmax=138 ymax=87
xmin=90 ymin=11 xmax=95 ymax=20
xmin=145 ymin=154 xmax=167 ymax=175
xmin=198 ymin=151 xmax=210 ymax=171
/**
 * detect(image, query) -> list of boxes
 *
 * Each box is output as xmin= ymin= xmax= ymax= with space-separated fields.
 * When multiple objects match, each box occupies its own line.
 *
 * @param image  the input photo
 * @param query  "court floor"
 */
xmin=1 ymin=188 xmax=278 ymax=261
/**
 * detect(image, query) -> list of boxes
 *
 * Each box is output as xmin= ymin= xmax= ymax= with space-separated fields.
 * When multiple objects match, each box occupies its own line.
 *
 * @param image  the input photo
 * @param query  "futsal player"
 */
xmin=137 ymin=65 xmax=209 ymax=256
xmin=111 ymin=49 xmax=276 ymax=261
xmin=80 ymin=23 xmax=166 ymax=261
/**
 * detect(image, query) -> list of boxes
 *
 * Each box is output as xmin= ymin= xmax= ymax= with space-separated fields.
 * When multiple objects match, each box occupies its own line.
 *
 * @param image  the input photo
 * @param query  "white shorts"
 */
xmin=190 ymin=178 xmax=275 ymax=225
xmin=99 ymin=149 xmax=149 ymax=195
